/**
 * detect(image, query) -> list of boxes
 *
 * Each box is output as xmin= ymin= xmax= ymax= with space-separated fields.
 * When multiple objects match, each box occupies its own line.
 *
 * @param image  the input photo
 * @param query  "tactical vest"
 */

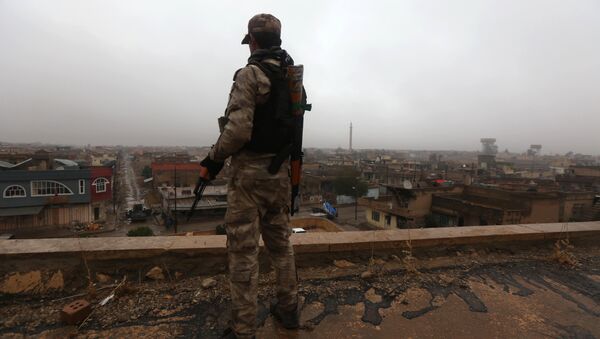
xmin=243 ymin=60 xmax=294 ymax=154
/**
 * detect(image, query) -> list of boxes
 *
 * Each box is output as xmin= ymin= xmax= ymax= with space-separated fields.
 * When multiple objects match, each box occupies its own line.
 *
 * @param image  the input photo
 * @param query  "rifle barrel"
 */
xmin=187 ymin=181 xmax=207 ymax=222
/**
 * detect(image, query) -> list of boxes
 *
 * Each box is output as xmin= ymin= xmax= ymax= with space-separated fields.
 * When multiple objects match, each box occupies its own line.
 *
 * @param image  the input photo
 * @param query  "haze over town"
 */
xmin=1 ymin=0 xmax=600 ymax=154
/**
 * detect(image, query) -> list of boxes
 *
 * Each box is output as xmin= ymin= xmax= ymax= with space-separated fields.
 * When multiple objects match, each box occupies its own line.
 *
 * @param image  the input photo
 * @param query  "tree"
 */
xmin=141 ymin=165 xmax=152 ymax=179
xmin=332 ymin=168 xmax=368 ymax=196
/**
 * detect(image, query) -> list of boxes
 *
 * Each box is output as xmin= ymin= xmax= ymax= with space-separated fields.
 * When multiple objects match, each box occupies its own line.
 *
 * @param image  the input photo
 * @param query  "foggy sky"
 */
xmin=1 ymin=0 xmax=599 ymax=155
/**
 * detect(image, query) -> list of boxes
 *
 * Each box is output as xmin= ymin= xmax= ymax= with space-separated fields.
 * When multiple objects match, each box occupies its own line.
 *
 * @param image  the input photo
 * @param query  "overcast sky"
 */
xmin=1 ymin=1 xmax=599 ymax=155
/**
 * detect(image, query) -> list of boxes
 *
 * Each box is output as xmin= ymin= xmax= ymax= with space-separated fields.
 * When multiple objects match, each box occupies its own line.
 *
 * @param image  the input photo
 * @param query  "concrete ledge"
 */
xmin=1 ymin=222 xmax=599 ymax=259
xmin=2 ymin=222 xmax=599 ymax=295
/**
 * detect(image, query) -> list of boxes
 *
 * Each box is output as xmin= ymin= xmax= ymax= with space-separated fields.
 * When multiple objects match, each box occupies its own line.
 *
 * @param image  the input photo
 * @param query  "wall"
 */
xmin=521 ymin=199 xmax=560 ymax=224
xmin=151 ymin=163 xmax=201 ymax=187
xmin=0 ymin=203 xmax=91 ymax=231
xmin=394 ymin=186 xmax=463 ymax=226
xmin=90 ymin=167 xmax=113 ymax=202
xmin=572 ymin=167 xmax=600 ymax=178
xmin=365 ymin=207 xmax=396 ymax=229
xmin=0 ymin=169 xmax=91 ymax=208
xmin=561 ymin=192 xmax=595 ymax=221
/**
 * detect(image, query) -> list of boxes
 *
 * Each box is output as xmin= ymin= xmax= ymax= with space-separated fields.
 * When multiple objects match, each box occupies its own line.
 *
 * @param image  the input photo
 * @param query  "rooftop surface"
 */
xmin=1 ymin=244 xmax=599 ymax=338
xmin=1 ymin=223 xmax=599 ymax=338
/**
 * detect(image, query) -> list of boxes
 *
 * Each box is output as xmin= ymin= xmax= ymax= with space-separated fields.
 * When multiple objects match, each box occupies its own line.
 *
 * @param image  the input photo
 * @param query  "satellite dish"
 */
xmin=403 ymin=180 xmax=413 ymax=189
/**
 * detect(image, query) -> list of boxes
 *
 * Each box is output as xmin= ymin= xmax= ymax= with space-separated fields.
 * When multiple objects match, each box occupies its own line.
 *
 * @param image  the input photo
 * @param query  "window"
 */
xmin=3 ymin=185 xmax=26 ymax=198
xmin=398 ymin=199 xmax=409 ymax=208
xmin=31 ymin=180 xmax=73 ymax=196
xmin=92 ymin=177 xmax=109 ymax=193
xmin=396 ymin=216 xmax=408 ymax=228
xmin=385 ymin=215 xmax=391 ymax=225
xmin=372 ymin=211 xmax=380 ymax=222
xmin=79 ymin=180 xmax=85 ymax=194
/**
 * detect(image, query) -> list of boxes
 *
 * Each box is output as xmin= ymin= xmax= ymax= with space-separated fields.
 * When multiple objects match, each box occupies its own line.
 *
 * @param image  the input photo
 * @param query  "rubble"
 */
xmin=96 ymin=273 xmax=112 ymax=284
xmin=372 ymin=258 xmax=386 ymax=266
xmin=46 ymin=270 xmax=64 ymax=290
xmin=201 ymin=277 xmax=217 ymax=289
xmin=146 ymin=267 xmax=165 ymax=280
xmin=360 ymin=270 xmax=374 ymax=279
xmin=333 ymin=259 xmax=356 ymax=268
xmin=0 ymin=271 xmax=42 ymax=294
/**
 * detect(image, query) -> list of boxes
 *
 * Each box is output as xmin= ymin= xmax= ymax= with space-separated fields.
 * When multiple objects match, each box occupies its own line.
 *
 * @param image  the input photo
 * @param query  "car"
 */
xmin=292 ymin=228 xmax=307 ymax=234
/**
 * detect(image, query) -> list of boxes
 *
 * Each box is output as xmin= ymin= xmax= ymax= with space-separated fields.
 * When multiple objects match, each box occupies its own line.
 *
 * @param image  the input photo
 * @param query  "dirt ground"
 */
xmin=1 ymin=245 xmax=599 ymax=338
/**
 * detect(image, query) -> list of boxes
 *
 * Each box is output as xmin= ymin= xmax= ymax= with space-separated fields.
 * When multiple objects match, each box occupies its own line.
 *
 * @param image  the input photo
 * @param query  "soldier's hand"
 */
xmin=199 ymin=166 xmax=210 ymax=181
xmin=200 ymin=156 xmax=224 ymax=180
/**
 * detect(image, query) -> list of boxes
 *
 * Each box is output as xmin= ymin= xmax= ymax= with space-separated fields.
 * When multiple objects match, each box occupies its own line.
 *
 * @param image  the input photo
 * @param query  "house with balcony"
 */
xmin=0 ymin=158 xmax=113 ymax=232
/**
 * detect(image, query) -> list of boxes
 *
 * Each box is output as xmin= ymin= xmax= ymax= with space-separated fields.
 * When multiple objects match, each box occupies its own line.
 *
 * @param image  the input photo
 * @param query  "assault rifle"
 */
xmin=286 ymin=65 xmax=310 ymax=215
xmin=268 ymin=65 xmax=311 ymax=215
xmin=187 ymin=176 xmax=209 ymax=222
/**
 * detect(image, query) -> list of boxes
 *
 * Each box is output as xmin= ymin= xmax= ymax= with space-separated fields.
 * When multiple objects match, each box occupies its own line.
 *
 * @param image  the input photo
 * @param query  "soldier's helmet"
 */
xmin=241 ymin=14 xmax=281 ymax=44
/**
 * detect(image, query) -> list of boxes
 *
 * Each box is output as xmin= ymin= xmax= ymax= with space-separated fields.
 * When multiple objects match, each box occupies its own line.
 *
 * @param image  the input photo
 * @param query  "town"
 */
xmin=1 ymin=136 xmax=599 ymax=238
xmin=1 ymin=2 xmax=599 ymax=337
xmin=2 ymin=137 xmax=599 ymax=337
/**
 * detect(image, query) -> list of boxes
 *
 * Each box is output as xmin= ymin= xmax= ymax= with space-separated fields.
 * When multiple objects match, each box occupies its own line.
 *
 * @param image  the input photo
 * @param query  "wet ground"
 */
xmin=1 ymin=245 xmax=598 ymax=338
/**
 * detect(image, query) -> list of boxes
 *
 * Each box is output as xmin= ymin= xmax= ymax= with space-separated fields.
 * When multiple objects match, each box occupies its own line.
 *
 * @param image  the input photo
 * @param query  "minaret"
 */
xmin=349 ymin=122 xmax=353 ymax=153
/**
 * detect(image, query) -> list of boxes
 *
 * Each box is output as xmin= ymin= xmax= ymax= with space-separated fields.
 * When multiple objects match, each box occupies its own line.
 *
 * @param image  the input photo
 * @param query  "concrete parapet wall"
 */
xmin=2 ymin=222 xmax=599 ymax=259
xmin=1 ymin=222 xmax=599 ymax=295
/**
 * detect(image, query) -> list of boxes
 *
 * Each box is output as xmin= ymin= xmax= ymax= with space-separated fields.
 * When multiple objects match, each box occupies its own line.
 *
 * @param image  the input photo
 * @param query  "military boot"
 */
xmin=270 ymin=301 xmax=300 ymax=329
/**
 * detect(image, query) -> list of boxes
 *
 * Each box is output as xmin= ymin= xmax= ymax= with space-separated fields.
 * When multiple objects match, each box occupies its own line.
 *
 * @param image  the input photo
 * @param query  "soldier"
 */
xmin=198 ymin=14 xmax=301 ymax=339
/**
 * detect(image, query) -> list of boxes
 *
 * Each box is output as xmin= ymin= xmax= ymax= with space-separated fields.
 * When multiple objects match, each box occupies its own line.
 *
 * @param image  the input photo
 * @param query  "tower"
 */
xmin=349 ymin=122 xmax=353 ymax=153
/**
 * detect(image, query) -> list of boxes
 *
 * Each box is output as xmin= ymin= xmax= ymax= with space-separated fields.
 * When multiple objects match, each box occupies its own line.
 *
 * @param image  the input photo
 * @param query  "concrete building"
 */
xmin=0 ymin=159 xmax=113 ymax=232
xmin=158 ymin=183 xmax=228 ymax=217
xmin=362 ymin=184 xmax=598 ymax=229
xmin=430 ymin=186 xmax=597 ymax=226
xmin=151 ymin=162 xmax=202 ymax=188
xmin=361 ymin=185 xmax=462 ymax=229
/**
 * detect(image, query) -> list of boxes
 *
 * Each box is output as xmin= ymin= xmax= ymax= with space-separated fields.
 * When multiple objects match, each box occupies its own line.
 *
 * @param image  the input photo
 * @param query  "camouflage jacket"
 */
xmin=208 ymin=58 xmax=277 ymax=164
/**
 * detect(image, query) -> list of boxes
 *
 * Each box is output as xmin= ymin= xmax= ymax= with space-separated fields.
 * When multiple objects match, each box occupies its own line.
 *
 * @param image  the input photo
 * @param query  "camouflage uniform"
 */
xmin=207 ymin=15 xmax=298 ymax=338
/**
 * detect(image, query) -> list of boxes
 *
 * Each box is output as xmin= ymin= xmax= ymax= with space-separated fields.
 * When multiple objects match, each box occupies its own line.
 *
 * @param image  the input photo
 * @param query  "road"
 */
xmin=122 ymin=153 xmax=142 ymax=208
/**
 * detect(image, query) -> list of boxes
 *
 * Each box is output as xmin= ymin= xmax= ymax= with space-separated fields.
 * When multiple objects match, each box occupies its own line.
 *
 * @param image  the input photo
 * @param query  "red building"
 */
xmin=90 ymin=166 xmax=114 ymax=221
xmin=151 ymin=162 xmax=202 ymax=187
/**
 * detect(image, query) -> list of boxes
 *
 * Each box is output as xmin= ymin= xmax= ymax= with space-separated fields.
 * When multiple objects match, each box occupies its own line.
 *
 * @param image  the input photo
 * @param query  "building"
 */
xmin=362 ymin=184 xmax=598 ymax=229
xmin=158 ymin=182 xmax=228 ymax=218
xmin=557 ymin=166 xmax=600 ymax=192
xmin=361 ymin=185 xmax=462 ymax=229
xmin=90 ymin=153 xmax=117 ymax=167
xmin=151 ymin=162 xmax=203 ymax=188
xmin=430 ymin=186 xmax=597 ymax=226
xmin=90 ymin=166 xmax=114 ymax=221
xmin=0 ymin=159 xmax=113 ymax=232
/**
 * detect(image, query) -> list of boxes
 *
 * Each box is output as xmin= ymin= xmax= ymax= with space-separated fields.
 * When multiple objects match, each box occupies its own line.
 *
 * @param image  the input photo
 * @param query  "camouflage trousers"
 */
xmin=225 ymin=154 xmax=298 ymax=338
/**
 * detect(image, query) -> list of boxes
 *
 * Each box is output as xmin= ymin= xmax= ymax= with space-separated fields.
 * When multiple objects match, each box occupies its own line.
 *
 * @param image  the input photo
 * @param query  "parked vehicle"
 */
xmin=126 ymin=204 xmax=148 ymax=222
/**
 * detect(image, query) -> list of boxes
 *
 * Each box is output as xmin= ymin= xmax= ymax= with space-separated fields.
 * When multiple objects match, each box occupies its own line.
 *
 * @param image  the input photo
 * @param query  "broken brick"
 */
xmin=61 ymin=299 xmax=91 ymax=325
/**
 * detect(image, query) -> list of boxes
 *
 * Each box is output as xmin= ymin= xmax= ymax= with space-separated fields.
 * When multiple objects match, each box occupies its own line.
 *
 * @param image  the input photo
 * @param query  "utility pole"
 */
xmin=352 ymin=186 xmax=357 ymax=221
xmin=174 ymin=165 xmax=178 ymax=233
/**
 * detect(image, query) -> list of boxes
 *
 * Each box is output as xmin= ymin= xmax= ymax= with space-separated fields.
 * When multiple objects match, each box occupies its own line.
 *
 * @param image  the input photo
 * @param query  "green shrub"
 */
xmin=127 ymin=226 xmax=154 ymax=237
